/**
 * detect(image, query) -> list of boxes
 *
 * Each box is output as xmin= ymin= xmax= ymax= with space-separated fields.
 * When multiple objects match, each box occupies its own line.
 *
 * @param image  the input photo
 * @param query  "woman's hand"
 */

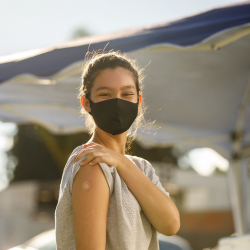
xmin=73 ymin=142 xmax=125 ymax=169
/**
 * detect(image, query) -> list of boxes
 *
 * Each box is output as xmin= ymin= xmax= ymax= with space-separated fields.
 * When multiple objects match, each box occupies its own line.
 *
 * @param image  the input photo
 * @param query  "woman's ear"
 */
xmin=80 ymin=96 xmax=84 ymax=107
xmin=80 ymin=96 xmax=91 ymax=112
xmin=139 ymin=94 xmax=142 ymax=105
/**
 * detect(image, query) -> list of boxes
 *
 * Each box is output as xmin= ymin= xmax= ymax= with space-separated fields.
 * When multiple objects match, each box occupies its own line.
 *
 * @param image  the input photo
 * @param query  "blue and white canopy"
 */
xmin=0 ymin=0 xmax=250 ymax=234
xmin=1 ymin=1 xmax=250 ymax=84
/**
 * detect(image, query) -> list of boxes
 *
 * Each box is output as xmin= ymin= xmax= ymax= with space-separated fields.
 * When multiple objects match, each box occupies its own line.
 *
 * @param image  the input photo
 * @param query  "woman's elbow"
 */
xmin=162 ymin=218 xmax=180 ymax=236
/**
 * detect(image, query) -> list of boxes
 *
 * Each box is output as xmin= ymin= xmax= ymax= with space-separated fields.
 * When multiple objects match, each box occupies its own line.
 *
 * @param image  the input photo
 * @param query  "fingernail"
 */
xmin=89 ymin=162 xmax=93 ymax=165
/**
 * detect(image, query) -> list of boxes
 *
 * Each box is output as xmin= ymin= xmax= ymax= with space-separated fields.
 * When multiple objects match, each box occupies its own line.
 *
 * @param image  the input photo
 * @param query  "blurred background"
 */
xmin=0 ymin=1 xmax=250 ymax=250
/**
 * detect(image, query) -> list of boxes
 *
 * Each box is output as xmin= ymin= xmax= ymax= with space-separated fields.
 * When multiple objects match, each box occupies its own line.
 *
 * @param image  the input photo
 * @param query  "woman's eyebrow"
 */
xmin=95 ymin=86 xmax=111 ymax=92
xmin=95 ymin=85 xmax=135 ymax=92
xmin=121 ymin=85 xmax=136 ymax=90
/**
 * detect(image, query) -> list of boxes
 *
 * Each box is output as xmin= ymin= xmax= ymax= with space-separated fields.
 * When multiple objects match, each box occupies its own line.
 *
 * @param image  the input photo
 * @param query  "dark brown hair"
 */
xmin=78 ymin=50 xmax=147 ymax=153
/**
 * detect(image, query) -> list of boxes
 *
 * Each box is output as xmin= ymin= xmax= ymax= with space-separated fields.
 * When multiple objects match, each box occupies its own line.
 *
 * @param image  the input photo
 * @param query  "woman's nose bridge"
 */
xmin=113 ymin=90 xmax=122 ymax=99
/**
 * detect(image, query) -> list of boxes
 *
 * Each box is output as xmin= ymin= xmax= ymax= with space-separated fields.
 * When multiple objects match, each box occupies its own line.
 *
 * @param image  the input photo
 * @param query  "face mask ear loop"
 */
xmin=138 ymin=93 xmax=143 ymax=104
xmin=88 ymin=97 xmax=93 ymax=116
xmin=138 ymin=96 xmax=141 ymax=104
xmin=81 ymin=96 xmax=93 ymax=115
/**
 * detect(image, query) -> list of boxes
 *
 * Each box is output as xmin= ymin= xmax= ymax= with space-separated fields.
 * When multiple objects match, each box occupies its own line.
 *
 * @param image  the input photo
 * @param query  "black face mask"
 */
xmin=88 ymin=98 xmax=139 ymax=135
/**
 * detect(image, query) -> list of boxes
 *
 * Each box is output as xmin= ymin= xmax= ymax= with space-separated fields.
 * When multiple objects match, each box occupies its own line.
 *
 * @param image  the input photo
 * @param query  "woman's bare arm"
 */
xmin=116 ymin=157 xmax=180 ymax=236
xmin=72 ymin=163 xmax=110 ymax=250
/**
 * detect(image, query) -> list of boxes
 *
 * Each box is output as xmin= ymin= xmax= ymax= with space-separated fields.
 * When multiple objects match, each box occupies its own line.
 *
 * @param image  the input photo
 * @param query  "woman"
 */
xmin=55 ymin=51 xmax=180 ymax=250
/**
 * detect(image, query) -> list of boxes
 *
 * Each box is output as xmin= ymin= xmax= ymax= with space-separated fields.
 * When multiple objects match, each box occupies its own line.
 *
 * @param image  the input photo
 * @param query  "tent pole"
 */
xmin=229 ymin=75 xmax=250 ymax=234
xmin=241 ymin=157 xmax=250 ymax=233
xmin=227 ymin=158 xmax=244 ymax=235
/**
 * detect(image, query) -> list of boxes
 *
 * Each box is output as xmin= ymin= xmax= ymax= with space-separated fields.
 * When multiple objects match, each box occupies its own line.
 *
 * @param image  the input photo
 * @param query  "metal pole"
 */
xmin=227 ymin=158 xmax=244 ymax=235
xmin=241 ymin=157 xmax=250 ymax=233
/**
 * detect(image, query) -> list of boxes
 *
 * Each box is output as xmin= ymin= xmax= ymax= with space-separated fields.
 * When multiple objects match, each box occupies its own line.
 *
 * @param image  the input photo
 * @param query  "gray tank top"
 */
xmin=55 ymin=145 xmax=170 ymax=250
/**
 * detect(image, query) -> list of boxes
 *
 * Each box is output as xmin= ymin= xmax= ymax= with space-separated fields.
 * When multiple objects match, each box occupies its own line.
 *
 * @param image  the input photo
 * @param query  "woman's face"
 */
xmin=83 ymin=67 xmax=140 ymax=113
xmin=91 ymin=67 xmax=138 ymax=103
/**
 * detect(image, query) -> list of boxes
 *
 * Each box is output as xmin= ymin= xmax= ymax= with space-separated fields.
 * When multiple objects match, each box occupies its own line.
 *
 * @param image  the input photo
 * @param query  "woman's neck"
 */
xmin=88 ymin=127 xmax=127 ymax=155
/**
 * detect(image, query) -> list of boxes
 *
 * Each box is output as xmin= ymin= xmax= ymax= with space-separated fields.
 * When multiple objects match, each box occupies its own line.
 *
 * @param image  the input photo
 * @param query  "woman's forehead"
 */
xmin=92 ymin=67 xmax=136 ymax=90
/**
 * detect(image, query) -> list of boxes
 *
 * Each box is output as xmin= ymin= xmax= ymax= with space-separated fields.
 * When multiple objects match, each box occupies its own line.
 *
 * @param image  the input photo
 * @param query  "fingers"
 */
xmin=74 ymin=147 xmax=95 ymax=163
xmin=73 ymin=142 xmax=99 ymax=163
xmin=73 ymin=142 xmax=106 ymax=166
xmin=89 ymin=156 xmax=105 ymax=166
xmin=80 ymin=151 xmax=101 ymax=166
xmin=74 ymin=148 xmax=86 ymax=163
xmin=83 ymin=142 xmax=97 ymax=148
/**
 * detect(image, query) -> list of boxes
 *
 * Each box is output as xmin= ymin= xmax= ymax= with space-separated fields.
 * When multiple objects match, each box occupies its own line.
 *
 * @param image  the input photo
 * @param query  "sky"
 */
xmin=0 ymin=0 xmax=245 ymax=57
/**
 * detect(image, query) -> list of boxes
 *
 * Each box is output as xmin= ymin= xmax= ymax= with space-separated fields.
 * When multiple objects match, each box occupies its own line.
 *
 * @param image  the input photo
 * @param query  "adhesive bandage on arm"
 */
xmin=82 ymin=181 xmax=91 ymax=190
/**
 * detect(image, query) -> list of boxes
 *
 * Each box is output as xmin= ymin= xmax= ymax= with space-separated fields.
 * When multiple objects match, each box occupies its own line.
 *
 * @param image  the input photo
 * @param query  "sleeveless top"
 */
xmin=55 ymin=145 xmax=170 ymax=250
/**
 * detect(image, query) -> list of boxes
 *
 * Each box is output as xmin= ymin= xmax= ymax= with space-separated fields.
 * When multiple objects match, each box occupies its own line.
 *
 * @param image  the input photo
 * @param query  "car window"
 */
xmin=159 ymin=240 xmax=183 ymax=250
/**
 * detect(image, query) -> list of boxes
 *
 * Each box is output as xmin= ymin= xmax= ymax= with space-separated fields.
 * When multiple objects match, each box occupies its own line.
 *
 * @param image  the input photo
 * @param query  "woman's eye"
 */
xmin=99 ymin=93 xmax=134 ymax=97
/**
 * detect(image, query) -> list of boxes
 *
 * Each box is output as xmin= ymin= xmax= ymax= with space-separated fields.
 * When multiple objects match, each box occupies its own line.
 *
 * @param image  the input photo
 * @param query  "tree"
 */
xmin=71 ymin=27 xmax=91 ymax=39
